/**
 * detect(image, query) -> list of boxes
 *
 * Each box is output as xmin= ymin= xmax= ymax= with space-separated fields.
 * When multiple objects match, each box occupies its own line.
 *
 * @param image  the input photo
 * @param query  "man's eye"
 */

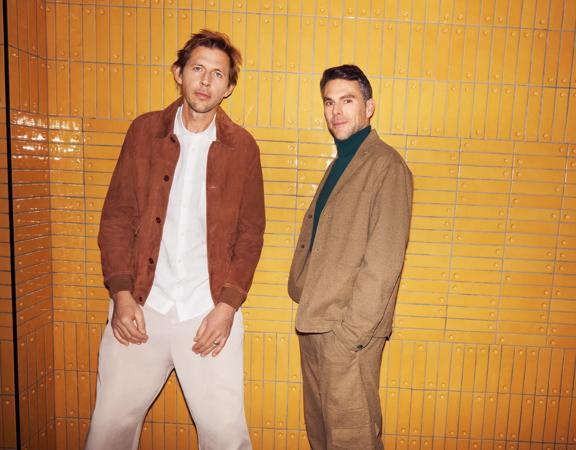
xmin=214 ymin=72 xmax=223 ymax=78
xmin=192 ymin=66 xmax=202 ymax=71
xmin=324 ymin=101 xmax=333 ymax=106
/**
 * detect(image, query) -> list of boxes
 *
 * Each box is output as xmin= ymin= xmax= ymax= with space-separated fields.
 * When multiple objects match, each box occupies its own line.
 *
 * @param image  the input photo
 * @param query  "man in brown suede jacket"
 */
xmin=85 ymin=30 xmax=264 ymax=450
xmin=289 ymin=65 xmax=413 ymax=449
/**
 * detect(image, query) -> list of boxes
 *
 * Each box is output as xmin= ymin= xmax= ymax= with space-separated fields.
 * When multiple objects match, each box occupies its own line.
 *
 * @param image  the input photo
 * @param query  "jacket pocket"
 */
xmin=327 ymin=190 xmax=372 ymax=241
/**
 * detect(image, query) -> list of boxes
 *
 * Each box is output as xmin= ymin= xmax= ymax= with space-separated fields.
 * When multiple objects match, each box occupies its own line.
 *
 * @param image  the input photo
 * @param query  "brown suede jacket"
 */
xmin=98 ymin=98 xmax=265 ymax=309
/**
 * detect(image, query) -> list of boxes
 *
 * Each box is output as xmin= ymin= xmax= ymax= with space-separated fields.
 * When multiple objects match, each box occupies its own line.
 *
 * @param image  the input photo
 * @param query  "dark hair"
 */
xmin=320 ymin=64 xmax=373 ymax=101
xmin=172 ymin=29 xmax=242 ymax=86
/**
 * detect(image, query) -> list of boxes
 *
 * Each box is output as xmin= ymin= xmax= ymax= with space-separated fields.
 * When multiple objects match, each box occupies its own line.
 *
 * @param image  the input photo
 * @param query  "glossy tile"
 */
xmin=2 ymin=0 xmax=576 ymax=449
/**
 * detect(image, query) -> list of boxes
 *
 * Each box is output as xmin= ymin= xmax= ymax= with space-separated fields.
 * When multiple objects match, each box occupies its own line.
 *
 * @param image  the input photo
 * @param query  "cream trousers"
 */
xmin=85 ymin=303 xmax=251 ymax=450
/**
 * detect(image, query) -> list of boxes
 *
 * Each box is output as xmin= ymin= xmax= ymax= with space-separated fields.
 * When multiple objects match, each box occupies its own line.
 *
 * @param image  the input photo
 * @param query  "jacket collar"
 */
xmin=354 ymin=128 xmax=381 ymax=154
xmin=157 ymin=97 xmax=237 ymax=150
xmin=324 ymin=129 xmax=380 ymax=200
xmin=308 ymin=129 xmax=380 ymax=224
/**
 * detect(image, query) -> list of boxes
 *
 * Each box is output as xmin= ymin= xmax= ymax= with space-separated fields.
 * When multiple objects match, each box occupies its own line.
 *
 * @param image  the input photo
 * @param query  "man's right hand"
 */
xmin=111 ymin=291 xmax=148 ymax=345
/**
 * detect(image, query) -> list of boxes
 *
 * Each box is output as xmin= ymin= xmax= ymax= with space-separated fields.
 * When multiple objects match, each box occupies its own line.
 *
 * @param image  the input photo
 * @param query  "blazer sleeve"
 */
xmin=97 ymin=123 xmax=140 ymax=297
xmin=217 ymin=138 xmax=266 ymax=309
xmin=334 ymin=158 xmax=413 ymax=351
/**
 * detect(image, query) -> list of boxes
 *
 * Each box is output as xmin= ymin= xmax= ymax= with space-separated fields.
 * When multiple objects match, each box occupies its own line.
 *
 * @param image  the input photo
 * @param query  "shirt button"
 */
xmin=163 ymin=175 xmax=170 ymax=182
xmin=148 ymin=258 xmax=154 ymax=264
xmin=155 ymin=217 xmax=161 ymax=223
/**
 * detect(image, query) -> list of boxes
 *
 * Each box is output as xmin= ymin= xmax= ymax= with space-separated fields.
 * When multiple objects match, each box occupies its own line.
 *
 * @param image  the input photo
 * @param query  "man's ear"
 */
xmin=224 ymin=83 xmax=236 ymax=99
xmin=172 ymin=65 xmax=183 ymax=86
xmin=366 ymin=98 xmax=375 ymax=119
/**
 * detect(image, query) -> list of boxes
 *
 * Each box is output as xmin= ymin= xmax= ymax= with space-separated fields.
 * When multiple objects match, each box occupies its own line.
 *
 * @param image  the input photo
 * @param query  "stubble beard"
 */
xmin=329 ymin=126 xmax=352 ymax=141
xmin=184 ymin=96 xmax=221 ymax=115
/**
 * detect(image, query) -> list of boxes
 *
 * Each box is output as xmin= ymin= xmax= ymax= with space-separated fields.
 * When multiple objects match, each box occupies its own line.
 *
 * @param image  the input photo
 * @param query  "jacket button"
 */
xmin=138 ymin=296 xmax=143 ymax=303
xmin=170 ymin=135 xmax=177 ymax=143
xmin=300 ymin=244 xmax=305 ymax=249
xmin=155 ymin=217 xmax=161 ymax=223
xmin=163 ymin=175 xmax=170 ymax=182
xmin=148 ymin=257 xmax=154 ymax=264
xmin=308 ymin=214 xmax=312 ymax=219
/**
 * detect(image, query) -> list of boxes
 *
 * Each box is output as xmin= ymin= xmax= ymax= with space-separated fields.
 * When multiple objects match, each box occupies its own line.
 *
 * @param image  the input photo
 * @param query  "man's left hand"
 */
xmin=192 ymin=302 xmax=236 ymax=357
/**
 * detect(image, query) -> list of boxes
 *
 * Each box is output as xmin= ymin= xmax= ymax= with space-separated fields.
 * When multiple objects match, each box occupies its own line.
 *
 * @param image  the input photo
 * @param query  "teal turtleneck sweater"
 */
xmin=310 ymin=125 xmax=371 ymax=248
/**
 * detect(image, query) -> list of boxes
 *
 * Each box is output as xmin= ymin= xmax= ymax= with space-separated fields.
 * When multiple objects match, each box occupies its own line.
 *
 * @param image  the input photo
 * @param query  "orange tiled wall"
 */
xmin=5 ymin=0 xmax=56 ymax=449
xmin=2 ymin=0 xmax=576 ymax=449
xmin=0 ymin=1 xmax=16 ymax=447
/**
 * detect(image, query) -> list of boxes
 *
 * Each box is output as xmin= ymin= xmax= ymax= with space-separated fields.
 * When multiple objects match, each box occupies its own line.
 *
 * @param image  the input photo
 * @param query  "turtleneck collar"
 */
xmin=334 ymin=125 xmax=371 ymax=158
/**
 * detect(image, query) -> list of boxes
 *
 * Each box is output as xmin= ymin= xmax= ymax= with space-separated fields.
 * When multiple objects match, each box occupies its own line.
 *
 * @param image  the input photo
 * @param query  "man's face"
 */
xmin=322 ymin=78 xmax=375 ymax=140
xmin=173 ymin=46 xmax=235 ymax=115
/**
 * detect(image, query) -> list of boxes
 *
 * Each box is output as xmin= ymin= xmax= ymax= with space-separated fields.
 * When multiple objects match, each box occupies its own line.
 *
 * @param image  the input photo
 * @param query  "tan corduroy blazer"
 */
xmin=288 ymin=130 xmax=413 ymax=351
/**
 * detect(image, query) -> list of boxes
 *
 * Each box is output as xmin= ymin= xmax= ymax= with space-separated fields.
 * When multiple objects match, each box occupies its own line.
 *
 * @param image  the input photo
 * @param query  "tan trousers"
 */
xmin=298 ymin=332 xmax=386 ymax=450
xmin=85 ymin=303 xmax=251 ymax=450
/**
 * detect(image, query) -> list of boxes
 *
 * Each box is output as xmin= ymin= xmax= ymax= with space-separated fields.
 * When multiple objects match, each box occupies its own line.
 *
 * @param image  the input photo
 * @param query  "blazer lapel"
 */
xmin=310 ymin=159 xmax=335 ymax=208
xmin=322 ymin=130 xmax=379 ymax=208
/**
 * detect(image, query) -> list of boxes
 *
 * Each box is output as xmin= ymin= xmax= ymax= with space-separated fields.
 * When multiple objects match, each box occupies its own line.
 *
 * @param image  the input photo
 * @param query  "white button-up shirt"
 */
xmin=146 ymin=106 xmax=215 ymax=321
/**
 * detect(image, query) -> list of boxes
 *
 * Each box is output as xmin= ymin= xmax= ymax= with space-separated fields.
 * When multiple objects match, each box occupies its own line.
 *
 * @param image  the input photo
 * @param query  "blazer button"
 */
xmin=155 ymin=217 xmax=161 ymax=223
xmin=148 ymin=257 xmax=154 ymax=264
xmin=138 ymin=296 xmax=144 ymax=303
xmin=300 ymin=244 xmax=305 ymax=249
xmin=163 ymin=175 xmax=170 ymax=182
xmin=308 ymin=214 xmax=312 ymax=219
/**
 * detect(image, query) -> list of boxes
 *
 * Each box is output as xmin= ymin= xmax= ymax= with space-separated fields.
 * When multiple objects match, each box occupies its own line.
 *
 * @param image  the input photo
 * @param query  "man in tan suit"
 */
xmin=288 ymin=65 xmax=413 ymax=449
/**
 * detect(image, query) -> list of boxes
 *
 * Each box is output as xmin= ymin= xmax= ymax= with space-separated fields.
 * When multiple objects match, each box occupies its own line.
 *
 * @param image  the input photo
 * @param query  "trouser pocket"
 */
xmin=321 ymin=332 xmax=377 ymax=450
